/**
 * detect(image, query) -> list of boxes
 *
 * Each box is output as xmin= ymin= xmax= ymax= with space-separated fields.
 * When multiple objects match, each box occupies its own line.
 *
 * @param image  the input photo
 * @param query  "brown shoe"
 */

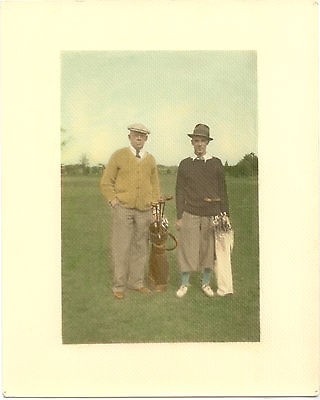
xmin=134 ymin=287 xmax=152 ymax=294
xmin=154 ymin=284 xmax=167 ymax=292
xmin=113 ymin=291 xmax=124 ymax=299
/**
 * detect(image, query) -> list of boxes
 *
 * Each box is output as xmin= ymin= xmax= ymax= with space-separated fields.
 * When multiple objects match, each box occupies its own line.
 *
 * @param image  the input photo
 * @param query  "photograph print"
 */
xmin=61 ymin=50 xmax=259 ymax=344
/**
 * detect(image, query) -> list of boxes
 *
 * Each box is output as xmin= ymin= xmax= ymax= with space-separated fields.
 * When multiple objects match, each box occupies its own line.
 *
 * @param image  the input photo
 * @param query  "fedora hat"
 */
xmin=127 ymin=123 xmax=150 ymax=135
xmin=188 ymin=123 xmax=213 ymax=141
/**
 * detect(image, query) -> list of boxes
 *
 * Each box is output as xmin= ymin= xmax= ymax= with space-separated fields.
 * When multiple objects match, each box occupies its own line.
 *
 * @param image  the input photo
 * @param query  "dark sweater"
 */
xmin=176 ymin=156 xmax=229 ymax=219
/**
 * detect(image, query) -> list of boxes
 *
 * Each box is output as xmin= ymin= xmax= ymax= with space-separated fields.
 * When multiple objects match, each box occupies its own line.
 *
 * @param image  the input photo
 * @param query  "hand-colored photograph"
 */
xmin=61 ymin=51 xmax=259 ymax=344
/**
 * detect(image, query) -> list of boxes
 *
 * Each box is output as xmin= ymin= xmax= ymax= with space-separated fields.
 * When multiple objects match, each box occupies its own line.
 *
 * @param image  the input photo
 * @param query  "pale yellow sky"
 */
xmin=61 ymin=51 xmax=257 ymax=166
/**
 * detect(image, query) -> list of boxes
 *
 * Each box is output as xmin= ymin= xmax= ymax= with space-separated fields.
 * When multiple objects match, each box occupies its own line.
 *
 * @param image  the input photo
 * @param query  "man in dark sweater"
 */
xmin=175 ymin=123 xmax=232 ymax=298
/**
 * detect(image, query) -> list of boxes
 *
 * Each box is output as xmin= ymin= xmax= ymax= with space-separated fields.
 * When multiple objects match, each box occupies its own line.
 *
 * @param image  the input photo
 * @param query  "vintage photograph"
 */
xmin=2 ymin=1 xmax=318 ymax=397
xmin=61 ymin=51 xmax=259 ymax=344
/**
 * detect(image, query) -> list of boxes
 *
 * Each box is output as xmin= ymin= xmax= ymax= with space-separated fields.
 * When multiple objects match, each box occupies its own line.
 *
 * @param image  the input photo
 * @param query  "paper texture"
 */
xmin=1 ymin=0 xmax=319 ymax=397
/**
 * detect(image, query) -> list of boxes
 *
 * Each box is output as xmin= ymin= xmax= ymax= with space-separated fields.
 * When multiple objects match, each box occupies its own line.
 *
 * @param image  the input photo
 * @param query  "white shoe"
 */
xmin=201 ymin=284 xmax=214 ymax=297
xmin=176 ymin=285 xmax=188 ymax=298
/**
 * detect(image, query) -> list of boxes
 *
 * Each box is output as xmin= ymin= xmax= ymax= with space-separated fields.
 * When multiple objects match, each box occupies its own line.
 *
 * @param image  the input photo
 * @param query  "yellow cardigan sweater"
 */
xmin=100 ymin=147 xmax=161 ymax=210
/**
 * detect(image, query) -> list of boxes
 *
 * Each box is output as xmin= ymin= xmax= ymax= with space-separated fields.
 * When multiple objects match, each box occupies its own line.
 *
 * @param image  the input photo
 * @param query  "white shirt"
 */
xmin=190 ymin=153 xmax=212 ymax=162
xmin=129 ymin=145 xmax=147 ymax=159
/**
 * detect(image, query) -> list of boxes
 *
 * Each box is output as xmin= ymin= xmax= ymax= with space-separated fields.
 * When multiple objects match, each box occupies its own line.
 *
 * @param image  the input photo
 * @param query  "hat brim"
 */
xmin=129 ymin=129 xmax=149 ymax=135
xmin=188 ymin=134 xmax=213 ymax=141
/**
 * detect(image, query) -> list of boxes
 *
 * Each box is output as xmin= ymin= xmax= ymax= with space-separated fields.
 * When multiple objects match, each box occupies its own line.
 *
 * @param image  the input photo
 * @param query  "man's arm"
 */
xmin=217 ymin=159 xmax=229 ymax=214
xmin=175 ymin=161 xmax=185 ymax=220
xmin=100 ymin=153 xmax=119 ymax=204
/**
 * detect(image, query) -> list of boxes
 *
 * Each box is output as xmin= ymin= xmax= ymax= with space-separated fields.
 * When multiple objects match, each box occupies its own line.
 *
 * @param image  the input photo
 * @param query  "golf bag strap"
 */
xmin=152 ymin=232 xmax=177 ymax=251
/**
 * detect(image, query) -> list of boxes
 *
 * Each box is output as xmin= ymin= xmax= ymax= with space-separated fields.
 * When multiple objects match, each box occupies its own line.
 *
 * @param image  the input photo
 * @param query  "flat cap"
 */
xmin=127 ymin=123 xmax=150 ymax=135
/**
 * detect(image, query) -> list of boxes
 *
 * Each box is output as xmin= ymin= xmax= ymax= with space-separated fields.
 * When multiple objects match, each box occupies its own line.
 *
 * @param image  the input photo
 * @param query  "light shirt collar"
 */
xmin=129 ymin=145 xmax=146 ymax=159
xmin=191 ymin=153 xmax=212 ymax=162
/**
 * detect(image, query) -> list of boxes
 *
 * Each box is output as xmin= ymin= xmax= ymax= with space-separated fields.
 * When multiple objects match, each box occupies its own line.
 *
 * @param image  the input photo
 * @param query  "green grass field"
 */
xmin=61 ymin=173 xmax=259 ymax=343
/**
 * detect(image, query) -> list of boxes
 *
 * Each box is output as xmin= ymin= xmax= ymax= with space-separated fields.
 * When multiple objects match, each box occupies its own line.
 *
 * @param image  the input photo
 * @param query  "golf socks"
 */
xmin=181 ymin=272 xmax=190 ymax=286
xmin=181 ymin=269 xmax=211 ymax=286
xmin=202 ymin=268 xmax=212 ymax=285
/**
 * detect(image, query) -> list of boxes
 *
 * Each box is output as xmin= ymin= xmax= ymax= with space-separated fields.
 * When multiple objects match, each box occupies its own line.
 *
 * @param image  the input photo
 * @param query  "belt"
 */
xmin=203 ymin=197 xmax=221 ymax=203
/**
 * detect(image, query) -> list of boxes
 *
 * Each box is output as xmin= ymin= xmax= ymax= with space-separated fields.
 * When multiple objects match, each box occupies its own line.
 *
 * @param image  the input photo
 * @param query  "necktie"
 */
xmin=196 ymin=156 xmax=204 ymax=161
xmin=136 ymin=150 xmax=141 ymax=159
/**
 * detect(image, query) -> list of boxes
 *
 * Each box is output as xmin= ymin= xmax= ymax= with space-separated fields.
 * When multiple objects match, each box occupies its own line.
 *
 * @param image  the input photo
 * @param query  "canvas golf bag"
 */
xmin=211 ymin=212 xmax=234 ymax=296
xmin=148 ymin=198 xmax=177 ymax=292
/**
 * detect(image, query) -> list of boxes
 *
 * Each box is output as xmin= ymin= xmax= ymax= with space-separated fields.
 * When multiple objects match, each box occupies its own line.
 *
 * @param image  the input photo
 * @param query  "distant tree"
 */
xmin=225 ymin=153 xmax=258 ymax=177
xmin=98 ymin=163 xmax=105 ymax=174
xmin=65 ymin=164 xmax=83 ymax=175
xmin=80 ymin=153 xmax=90 ymax=175
xmin=90 ymin=164 xmax=105 ymax=175
xmin=236 ymin=152 xmax=258 ymax=176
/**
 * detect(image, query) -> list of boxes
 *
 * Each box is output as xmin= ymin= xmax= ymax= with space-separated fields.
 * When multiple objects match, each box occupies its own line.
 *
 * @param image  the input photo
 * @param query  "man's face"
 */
xmin=128 ymin=131 xmax=148 ymax=150
xmin=191 ymin=137 xmax=209 ymax=157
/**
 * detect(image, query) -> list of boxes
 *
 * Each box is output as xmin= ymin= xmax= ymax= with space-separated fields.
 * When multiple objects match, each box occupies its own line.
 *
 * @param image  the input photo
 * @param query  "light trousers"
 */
xmin=177 ymin=212 xmax=215 ymax=273
xmin=178 ymin=211 xmax=234 ymax=294
xmin=111 ymin=205 xmax=151 ymax=292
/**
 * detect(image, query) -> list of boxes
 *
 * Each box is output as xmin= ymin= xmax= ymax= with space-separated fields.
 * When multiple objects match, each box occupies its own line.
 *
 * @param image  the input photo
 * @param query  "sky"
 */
xmin=61 ymin=51 xmax=257 ymax=166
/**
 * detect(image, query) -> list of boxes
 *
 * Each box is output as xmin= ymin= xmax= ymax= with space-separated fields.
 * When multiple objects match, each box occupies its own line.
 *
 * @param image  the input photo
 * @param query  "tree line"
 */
xmin=224 ymin=152 xmax=258 ymax=177
xmin=61 ymin=152 xmax=258 ymax=177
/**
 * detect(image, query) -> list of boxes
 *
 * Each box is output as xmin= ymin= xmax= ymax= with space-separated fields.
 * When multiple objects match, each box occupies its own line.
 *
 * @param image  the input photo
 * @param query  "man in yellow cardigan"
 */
xmin=100 ymin=123 xmax=161 ymax=299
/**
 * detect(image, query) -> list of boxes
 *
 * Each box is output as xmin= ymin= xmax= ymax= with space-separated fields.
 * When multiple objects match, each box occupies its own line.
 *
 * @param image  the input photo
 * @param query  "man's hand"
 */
xmin=109 ymin=198 xmax=119 ymax=208
xmin=176 ymin=219 xmax=182 ymax=231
